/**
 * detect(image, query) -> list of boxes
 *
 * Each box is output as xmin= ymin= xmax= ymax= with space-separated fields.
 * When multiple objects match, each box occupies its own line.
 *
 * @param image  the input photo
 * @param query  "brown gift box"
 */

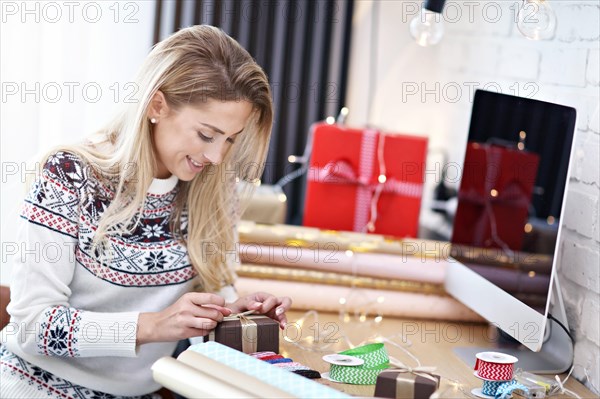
xmin=208 ymin=314 xmax=279 ymax=354
xmin=374 ymin=369 xmax=440 ymax=399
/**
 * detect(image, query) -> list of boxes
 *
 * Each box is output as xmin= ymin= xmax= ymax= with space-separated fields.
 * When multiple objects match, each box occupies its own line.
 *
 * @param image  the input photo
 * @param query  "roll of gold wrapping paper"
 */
xmin=235 ymin=278 xmax=485 ymax=322
xmin=237 ymin=221 xmax=447 ymax=259
xmin=238 ymin=245 xmax=448 ymax=284
xmin=236 ymin=264 xmax=446 ymax=295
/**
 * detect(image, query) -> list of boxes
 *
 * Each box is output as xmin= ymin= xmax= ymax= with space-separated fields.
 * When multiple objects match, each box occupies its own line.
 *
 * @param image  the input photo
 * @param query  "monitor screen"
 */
xmin=445 ymin=89 xmax=577 ymax=353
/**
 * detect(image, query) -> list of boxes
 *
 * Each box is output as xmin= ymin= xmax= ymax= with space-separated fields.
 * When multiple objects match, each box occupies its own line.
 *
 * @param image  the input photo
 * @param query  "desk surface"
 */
xmin=279 ymin=310 xmax=595 ymax=398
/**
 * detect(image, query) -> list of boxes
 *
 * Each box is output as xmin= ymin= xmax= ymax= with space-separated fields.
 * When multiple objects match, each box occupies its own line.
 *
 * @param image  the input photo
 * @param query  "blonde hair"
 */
xmin=42 ymin=25 xmax=273 ymax=292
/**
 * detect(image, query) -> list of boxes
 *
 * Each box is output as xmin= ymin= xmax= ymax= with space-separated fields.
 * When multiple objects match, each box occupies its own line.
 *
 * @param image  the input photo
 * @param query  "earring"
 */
xmin=150 ymin=118 xmax=157 ymax=124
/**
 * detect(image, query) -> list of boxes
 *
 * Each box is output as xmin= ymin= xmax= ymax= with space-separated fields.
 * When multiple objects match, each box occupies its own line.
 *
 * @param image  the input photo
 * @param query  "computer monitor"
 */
xmin=444 ymin=90 xmax=577 ymax=373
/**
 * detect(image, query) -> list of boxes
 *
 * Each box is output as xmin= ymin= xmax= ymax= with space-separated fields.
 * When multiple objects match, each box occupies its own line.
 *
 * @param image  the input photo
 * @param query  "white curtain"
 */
xmin=0 ymin=1 xmax=155 ymax=285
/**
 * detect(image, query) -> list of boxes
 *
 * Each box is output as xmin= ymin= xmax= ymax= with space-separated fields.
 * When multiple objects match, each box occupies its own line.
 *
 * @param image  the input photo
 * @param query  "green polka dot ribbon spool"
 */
xmin=327 ymin=343 xmax=390 ymax=385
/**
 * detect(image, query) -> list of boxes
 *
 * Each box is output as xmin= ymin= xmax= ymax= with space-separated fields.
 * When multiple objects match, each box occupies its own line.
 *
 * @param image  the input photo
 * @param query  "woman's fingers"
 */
xmin=276 ymin=296 xmax=292 ymax=313
xmin=250 ymin=295 xmax=291 ymax=329
xmin=202 ymin=303 xmax=232 ymax=316
xmin=188 ymin=317 xmax=218 ymax=332
xmin=186 ymin=292 xmax=226 ymax=307
xmin=255 ymin=295 xmax=279 ymax=313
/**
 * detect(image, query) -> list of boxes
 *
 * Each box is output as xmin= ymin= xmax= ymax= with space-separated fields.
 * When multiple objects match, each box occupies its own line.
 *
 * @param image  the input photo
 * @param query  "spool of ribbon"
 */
xmin=474 ymin=352 xmax=518 ymax=381
xmin=482 ymin=380 xmax=509 ymax=396
xmin=326 ymin=343 xmax=390 ymax=385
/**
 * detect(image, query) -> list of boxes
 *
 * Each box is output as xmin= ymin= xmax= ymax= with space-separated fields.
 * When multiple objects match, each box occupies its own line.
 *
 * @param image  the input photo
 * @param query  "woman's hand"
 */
xmin=227 ymin=292 xmax=292 ymax=330
xmin=137 ymin=293 xmax=231 ymax=345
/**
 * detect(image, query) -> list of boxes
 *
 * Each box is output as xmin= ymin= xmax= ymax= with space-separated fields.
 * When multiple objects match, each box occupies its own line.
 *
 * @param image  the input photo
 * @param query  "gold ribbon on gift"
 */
xmin=208 ymin=310 xmax=263 ymax=354
xmin=380 ymin=358 xmax=440 ymax=398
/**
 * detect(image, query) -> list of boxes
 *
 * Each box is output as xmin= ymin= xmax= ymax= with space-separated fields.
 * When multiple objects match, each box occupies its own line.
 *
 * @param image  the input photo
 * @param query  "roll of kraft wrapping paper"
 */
xmin=468 ymin=265 xmax=551 ymax=295
xmin=239 ymin=244 xmax=447 ymax=284
xmin=235 ymin=278 xmax=484 ymax=322
xmin=152 ymin=357 xmax=256 ymax=398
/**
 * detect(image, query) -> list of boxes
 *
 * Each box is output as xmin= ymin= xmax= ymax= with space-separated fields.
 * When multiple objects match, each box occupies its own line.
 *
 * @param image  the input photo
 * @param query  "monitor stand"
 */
xmin=453 ymin=277 xmax=574 ymax=374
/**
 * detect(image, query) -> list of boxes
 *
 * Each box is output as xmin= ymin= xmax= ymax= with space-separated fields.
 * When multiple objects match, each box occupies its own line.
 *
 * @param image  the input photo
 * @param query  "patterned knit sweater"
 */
xmin=4 ymin=151 xmax=237 ymax=396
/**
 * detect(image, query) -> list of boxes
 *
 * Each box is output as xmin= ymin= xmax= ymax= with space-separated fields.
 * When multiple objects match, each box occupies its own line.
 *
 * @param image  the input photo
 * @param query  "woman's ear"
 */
xmin=147 ymin=90 xmax=170 ymax=121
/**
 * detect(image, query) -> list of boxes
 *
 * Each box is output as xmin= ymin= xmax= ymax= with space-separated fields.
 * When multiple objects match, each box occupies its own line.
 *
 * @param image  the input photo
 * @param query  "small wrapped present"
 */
xmin=374 ymin=368 xmax=440 ymax=399
xmin=207 ymin=312 xmax=279 ymax=354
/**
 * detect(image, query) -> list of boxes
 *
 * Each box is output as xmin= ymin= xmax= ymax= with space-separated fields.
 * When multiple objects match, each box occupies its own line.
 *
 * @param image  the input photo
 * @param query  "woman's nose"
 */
xmin=202 ymin=143 xmax=226 ymax=165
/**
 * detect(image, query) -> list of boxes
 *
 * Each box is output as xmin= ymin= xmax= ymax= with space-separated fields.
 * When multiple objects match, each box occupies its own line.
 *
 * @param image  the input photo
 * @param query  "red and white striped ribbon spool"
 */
xmin=474 ymin=352 xmax=518 ymax=381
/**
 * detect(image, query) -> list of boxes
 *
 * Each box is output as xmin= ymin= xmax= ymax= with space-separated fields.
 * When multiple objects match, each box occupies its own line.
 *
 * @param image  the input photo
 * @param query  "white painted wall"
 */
xmin=346 ymin=0 xmax=599 ymax=393
xmin=1 ymin=1 xmax=155 ymax=284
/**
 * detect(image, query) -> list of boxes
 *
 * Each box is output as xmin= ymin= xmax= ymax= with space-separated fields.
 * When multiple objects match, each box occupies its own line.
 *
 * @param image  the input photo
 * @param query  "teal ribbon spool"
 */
xmin=328 ymin=343 xmax=389 ymax=385
xmin=482 ymin=380 xmax=509 ymax=396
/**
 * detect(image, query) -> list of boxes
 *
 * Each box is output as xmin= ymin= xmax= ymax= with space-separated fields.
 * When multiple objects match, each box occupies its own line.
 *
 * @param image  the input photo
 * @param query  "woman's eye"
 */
xmin=226 ymin=137 xmax=236 ymax=144
xmin=197 ymin=132 xmax=215 ymax=143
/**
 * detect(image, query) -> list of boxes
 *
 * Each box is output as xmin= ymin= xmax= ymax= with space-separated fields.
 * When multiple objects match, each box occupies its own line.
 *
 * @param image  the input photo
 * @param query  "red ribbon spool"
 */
xmin=474 ymin=352 xmax=518 ymax=381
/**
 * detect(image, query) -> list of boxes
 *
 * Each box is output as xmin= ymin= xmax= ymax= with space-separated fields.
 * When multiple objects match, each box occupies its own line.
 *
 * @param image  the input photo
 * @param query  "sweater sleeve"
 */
xmin=6 ymin=151 xmax=139 ymax=358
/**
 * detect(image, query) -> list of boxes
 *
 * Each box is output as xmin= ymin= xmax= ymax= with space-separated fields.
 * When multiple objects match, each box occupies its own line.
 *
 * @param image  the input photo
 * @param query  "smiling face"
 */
xmin=148 ymin=91 xmax=253 ymax=181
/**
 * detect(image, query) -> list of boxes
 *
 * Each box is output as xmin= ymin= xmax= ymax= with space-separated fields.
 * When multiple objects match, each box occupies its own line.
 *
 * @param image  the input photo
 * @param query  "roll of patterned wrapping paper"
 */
xmin=235 ymin=278 xmax=485 ymax=322
xmin=239 ymin=244 xmax=448 ymax=284
xmin=324 ymin=343 xmax=390 ymax=385
xmin=237 ymin=220 xmax=446 ymax=258
xmin=236 ymin=264 xmax=446 ymax=295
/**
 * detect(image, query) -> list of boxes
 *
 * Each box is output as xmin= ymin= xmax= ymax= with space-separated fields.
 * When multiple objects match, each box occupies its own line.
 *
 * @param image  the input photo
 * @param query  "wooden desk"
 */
xmin=279 ymin=310 xmax=595 ymax=398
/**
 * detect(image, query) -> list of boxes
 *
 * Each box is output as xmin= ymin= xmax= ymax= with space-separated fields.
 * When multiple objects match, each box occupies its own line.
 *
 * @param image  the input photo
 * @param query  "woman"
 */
xmin=1 ymin=25 xmax=291 ymax=398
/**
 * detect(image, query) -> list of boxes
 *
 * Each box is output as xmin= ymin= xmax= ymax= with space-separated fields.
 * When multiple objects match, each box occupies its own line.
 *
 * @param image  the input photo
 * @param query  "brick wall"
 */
xmin=346 ymin=1 xmax=599 ymax=393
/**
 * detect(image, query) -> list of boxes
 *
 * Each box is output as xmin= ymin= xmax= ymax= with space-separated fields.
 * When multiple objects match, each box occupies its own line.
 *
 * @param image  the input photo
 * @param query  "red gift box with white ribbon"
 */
xmin=303 ymin=123 xmax=428 ymax=238
xmin=452 ymin=142 xmax=540 ymax=251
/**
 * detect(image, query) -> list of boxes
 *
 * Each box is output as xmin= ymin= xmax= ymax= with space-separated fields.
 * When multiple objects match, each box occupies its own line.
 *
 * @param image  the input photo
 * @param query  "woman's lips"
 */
xmin=186 ymin=155 xmax=204 ymax=172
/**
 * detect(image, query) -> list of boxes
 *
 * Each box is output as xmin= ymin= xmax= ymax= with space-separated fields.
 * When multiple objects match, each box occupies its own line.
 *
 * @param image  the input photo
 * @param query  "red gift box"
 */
xmin=452 ymin=142 xmax=540 ymax=251
xmin=303 ymin=123 xmax=428 ymax=238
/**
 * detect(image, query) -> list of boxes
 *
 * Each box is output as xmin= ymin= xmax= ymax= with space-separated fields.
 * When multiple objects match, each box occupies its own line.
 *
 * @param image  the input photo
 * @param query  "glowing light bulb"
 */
xmin=410 ymin=6 xmax=444 ymax=47
xmin=516 ymin=0 xmax=557 ymax=40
